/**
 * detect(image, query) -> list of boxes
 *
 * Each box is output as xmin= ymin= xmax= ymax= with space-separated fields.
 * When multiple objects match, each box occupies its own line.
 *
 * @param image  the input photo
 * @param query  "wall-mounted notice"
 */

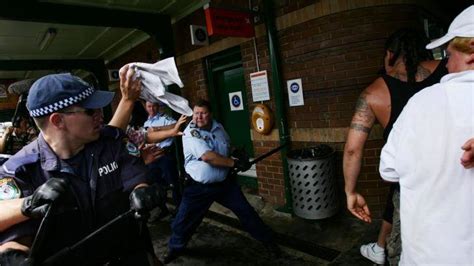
xmin=250 ymin=71 xmax=270 ymax=102
xmin=229 ymin=91 xmax=244 ymax=111
xmin=287 ymin=78 xmax=304 ymax=106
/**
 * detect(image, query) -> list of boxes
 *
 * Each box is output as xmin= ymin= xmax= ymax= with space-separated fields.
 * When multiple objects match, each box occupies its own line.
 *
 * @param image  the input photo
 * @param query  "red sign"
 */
xmin=204 ymin=7 xmax=255 ymax=38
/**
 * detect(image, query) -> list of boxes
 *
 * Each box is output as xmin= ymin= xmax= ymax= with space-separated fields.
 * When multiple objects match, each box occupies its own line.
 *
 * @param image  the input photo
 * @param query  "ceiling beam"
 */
xmin=0 ymin=0 xmax=175 ymax=56
xmin=0 ymin=1 xmax=170 ymax=34
xmin=0 ymin=59 xmax=104 ymax=73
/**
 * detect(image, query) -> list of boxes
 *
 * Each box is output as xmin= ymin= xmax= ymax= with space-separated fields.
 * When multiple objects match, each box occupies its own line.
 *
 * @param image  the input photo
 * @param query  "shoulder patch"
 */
xmin=190 ymin=130 xmax=201 ymax=139
xmin=0 ymin=177 xmax=21 ymax=200
xmin=126 ymin=141 xmax=141 ymax=157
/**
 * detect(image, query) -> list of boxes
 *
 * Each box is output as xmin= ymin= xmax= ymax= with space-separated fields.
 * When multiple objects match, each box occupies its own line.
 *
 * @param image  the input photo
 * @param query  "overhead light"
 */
xmin=39 ymin=28 xmax=57 ymax=51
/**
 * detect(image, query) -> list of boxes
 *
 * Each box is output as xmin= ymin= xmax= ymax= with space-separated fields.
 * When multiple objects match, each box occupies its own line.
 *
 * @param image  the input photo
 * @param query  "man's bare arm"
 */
xmin=150 ymin=124 xmax=175 ymax=131
xmin=146 ymin=115 xmax=187 ymax=143
xmin=201 ymin=151 xmax=234 ymax=168
xmin=0 ymin=198 xmax=28 ymax=232
xmin=343 ymin=90 xmax=376 ymax=222
xmin=344 ymin=91 xmax=376 ymax=193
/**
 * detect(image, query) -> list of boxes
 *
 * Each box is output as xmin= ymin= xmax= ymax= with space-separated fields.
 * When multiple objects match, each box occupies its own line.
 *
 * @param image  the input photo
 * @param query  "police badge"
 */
xmin=0 ymin=177 xmax=21 ymax=200
xmin=126 ymin=141 xmax=141 ymax=157
xmin=190 ymin=129 xmax=201 ymax=139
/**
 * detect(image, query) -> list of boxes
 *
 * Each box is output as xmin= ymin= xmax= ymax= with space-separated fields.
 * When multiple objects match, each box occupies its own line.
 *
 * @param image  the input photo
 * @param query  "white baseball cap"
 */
xmin=426 ymin=5 xmax=474 ymax=49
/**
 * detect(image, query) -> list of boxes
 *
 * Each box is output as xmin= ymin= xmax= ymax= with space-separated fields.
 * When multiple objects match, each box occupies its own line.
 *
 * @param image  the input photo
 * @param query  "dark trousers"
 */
xmin=168 ymin=178 xmax=273 ymax=251
xmin=146 ymin=153 xmax=182 ymax=207
xmin=382 ymin=183 xmax=398 ymax=224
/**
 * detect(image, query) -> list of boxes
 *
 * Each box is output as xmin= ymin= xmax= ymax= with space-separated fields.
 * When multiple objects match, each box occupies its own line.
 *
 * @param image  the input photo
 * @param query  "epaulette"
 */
xmin=2 ymin=153 xmax=39 ymax=175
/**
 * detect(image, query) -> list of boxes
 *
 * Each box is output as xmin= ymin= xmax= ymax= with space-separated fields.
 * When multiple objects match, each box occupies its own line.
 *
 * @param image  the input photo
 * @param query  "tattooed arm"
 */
xmin=343 ymin=89 xmax=377 ymax=223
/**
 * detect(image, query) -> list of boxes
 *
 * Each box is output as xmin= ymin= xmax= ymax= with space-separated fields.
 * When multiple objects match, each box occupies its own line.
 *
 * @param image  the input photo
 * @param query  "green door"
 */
xmin=207 ymin=48 xmax=256 ymax=188
xmin=215 ymin=67 xmax=253 ymax=153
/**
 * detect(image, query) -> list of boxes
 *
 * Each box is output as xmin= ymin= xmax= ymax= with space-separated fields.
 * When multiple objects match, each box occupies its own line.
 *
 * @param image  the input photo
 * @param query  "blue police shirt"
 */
xmin=144 ymin=113 xmax=176 ymax=148
xmin=182 ymin=120 xmax=231 ymax=184
xmin=0 ymin=125 xmax=148 ymax=246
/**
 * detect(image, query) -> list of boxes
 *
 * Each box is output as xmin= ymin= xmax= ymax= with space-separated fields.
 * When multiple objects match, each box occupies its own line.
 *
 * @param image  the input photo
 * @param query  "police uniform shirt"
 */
xmin=0 ymin=125 xmax=148 ymax=245
xmin=144 ymin=113 xmax=176 ymax=148
xmin=182 ymin=120 xmax=231 ymax=184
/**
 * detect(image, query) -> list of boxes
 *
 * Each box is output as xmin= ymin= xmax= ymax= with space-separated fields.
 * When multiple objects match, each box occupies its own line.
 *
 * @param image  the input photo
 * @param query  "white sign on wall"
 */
xmin=228 ymin=91 xmax=244 ymax=111
xmin=250 ymin=71 xmax=270 ymax=102
xmin=287 ymin=78 xmax=304 ymax=106
xmin=190 ymin=25 xmax=208 ymax=46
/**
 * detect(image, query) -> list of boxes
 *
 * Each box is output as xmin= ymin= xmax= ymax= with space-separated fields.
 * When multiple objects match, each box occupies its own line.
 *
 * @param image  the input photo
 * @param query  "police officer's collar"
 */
xmin=149 ymin=112 xmax=164 ymax=119
xmin=210 ymin=120 xmax=222 ymax=132
xmin=37 ymin=134 xmax=61 ymax=171
xmin=196 ymin=120 xmax=220 ymax=132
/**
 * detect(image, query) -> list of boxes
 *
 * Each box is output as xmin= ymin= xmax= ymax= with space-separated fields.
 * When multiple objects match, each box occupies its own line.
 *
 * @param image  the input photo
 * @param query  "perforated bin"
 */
xmin=287 ymin=145 xmax=338 ymax=219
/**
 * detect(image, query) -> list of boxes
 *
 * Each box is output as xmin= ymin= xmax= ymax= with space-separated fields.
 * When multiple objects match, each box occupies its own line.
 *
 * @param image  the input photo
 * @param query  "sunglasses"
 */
xmin=59 ymin=109 xmax=97 ymax=116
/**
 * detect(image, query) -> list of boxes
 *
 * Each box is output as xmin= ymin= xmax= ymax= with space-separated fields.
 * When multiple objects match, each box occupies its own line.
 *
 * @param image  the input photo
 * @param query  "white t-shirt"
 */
xmin=380 ymin=70 xmax=474 ymax=265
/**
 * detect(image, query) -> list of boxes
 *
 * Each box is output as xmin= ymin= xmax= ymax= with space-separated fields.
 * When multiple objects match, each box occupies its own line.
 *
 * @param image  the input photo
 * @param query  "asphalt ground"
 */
xmin=147 ymin=206 xmax=380 ymax=266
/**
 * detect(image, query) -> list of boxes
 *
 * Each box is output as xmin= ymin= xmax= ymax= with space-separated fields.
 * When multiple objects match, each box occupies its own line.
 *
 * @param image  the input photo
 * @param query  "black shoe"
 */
xmin=264 ymin=242 xmax=282 ymax=259
xmin=162 ymin=249 xmax=182 ymax=264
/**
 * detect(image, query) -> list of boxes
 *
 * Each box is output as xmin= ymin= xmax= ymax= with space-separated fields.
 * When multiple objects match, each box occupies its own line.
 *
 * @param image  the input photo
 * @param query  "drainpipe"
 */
xmin=263 ymin=0 xmax=292 ymax=213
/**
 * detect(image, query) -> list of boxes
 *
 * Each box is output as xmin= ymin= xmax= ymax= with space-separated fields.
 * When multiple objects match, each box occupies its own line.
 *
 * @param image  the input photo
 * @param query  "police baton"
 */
xmin=25 ymin=203 xmax=55 ymax=266
xmin=248 ymin=143 xmax=288 ymax=166
xmin=231 ymin=143 xmax=287 ymax=176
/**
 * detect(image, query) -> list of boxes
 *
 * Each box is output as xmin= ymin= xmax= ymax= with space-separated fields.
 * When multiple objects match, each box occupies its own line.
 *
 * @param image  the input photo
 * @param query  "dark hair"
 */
xmin=12 ymin=93 xmax=31 ymax=127
xmin=385 ymin=28 xmax=433 ymax=84
xmin=193 ymin=99 xmax=212 ymax=113
xmin=129 ymin=101 xmax=148 ymax=129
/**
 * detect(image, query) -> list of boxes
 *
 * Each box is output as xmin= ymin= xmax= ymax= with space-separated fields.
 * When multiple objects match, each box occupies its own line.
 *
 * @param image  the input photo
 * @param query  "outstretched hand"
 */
xmin=346 ymin=192 xmax=371 ymax=223
xmin=172 ymin=115 xmax=188 ymax=137
xmin=139 ymin=144 xmax=164 ymax=165
xmin=119 ymin=64 xmax=141 ymax=102
xmin=461 ymin=138 xmax=474 ymax=169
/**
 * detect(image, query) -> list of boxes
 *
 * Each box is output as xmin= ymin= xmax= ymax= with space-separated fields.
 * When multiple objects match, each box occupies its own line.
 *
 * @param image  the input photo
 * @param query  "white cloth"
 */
xmin=119 ymin=57 xmax=193 ymax=116
xmin=380 ymin=70 xmax=474 ymax=265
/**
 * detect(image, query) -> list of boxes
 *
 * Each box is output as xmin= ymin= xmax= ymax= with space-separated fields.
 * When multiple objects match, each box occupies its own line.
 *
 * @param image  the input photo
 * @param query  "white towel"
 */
xmin=119 ymin=57 xmax=193 ymax=116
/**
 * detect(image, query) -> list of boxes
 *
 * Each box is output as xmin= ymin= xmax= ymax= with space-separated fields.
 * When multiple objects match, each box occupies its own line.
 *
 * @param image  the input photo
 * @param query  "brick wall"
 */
xmin=177 ymin=60 xmax=208 ymax=104
xmin=228 ymin=5 xmax=427 ymax=216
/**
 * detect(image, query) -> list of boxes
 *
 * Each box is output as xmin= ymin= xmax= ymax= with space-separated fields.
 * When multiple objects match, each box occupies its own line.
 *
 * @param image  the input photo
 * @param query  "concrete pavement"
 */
xmin=147 ymin=188 xmax=381 ymax=265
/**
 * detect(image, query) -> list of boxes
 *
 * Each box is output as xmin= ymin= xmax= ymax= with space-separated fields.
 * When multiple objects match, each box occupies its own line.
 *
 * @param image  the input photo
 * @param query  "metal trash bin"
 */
xmin=287 ymin=145 xmax=338 ymax=219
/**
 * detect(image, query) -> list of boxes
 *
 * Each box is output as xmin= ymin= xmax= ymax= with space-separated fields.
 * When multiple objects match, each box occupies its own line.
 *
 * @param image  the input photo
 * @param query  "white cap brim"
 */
xmin=426 ymin=34 xmax=455 ymax=49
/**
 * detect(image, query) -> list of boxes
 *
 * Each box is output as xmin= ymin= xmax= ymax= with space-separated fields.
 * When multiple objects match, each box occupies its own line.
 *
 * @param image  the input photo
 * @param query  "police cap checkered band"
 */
xmin=29 ymin=87 xmax=94 ymax=117
xmin=27 ymin=73 xmax=114 ymax=117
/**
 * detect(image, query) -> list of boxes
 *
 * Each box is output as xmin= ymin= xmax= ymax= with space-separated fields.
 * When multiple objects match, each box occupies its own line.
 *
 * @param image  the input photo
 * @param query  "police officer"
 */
xmin=0 ymin=72 xmax=161 ymax=265
xmin=162 ymin=99 xmax=280 ymax=264
xmin=144 ymin=101 xmax=182 ymax=219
